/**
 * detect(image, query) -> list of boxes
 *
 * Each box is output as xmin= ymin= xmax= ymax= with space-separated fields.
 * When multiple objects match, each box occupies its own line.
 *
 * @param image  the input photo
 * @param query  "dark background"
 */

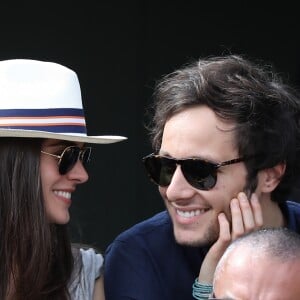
xmin=1 ymin=3 xmax=299 ymax=251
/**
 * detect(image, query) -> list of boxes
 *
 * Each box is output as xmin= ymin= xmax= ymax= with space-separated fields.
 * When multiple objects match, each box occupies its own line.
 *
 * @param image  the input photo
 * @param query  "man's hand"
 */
xmin=198 ymin=192 xmax=263 ymax=283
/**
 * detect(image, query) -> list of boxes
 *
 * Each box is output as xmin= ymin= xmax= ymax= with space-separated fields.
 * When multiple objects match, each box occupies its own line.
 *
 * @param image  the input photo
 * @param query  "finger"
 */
xmin=237 ymin=192 xmax=255 ymax=231
xmin=198 ymin=213 xmax=231 ymax=283
xmin=230 ymin=197 xmax=244 ymax=239
xmin=250 ymin=193 xmax=264 ymax=228
xmin=205 ymin=213 xmax=231 ymax=260
xmin=217 ymin=213 xmax=231 ymax=244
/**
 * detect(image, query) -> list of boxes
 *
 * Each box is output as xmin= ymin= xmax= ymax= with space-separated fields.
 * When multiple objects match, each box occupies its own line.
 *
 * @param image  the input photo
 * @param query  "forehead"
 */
xmin=161 ymin=106 xmax=238 ymax=159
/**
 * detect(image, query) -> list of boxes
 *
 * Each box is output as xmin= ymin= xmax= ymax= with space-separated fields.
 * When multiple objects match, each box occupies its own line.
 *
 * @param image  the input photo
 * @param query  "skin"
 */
xmin=93 ymin=276 xmax=105 ymax=300
xmin=40 ymin=139 xmax=89 ymax=224
xmin=214 ymin=247 xmax=300 ymax=300
xmin=159 ymin=105 xmax=286 ymax=282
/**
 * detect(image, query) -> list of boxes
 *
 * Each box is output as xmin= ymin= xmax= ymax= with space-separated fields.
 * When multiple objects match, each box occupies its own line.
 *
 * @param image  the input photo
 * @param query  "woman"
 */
xmin=0 ymin=59 xmax=126 ymax=299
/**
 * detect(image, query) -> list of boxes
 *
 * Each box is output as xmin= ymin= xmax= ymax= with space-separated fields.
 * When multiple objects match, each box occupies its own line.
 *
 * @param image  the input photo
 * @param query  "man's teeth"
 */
xmin=176 ymin=209 xmax=205 ymax=218
xmin=54 ymin=191 xmax=71 ymax=199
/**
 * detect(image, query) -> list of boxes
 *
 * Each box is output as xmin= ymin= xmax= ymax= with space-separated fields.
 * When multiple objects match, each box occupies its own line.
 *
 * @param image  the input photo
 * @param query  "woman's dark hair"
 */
xmin=0 ymin=138 xmax=74 ymax=299
xmin=148 ymin=55 xmax=300 ymax=202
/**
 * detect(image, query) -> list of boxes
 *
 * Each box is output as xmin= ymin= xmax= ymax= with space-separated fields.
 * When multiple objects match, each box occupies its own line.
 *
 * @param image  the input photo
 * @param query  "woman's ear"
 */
xmin=258 ymin=163 xmax=286 ymax=193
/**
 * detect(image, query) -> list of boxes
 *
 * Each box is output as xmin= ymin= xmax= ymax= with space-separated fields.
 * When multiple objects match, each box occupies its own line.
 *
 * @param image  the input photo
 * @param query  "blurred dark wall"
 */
xmin=1 ymin=3 xmax=299 ymax=251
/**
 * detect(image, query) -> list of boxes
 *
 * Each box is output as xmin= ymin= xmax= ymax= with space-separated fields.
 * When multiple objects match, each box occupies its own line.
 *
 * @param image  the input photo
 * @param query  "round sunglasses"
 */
xmin=41 ymin=146 xmax=92 ymax=175
xmin=142 ymin=153 xmax=253 ymax=190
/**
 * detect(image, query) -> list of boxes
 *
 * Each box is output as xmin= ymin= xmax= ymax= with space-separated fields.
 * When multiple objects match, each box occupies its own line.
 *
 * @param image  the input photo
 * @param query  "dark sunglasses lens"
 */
xmin=80 ymin=148 xmax=91 ymax=166
xmin=182 ymin=160 xmax=217 ymax=190
xmin=144 ymin=156 xmax=176 ymax=186
xmin=59 ymin=147 xmax=80 ymax=175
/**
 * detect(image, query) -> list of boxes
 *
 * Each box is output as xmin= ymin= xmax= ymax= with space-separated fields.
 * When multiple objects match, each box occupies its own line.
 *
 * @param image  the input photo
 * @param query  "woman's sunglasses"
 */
xmin=41 ymin=146 xmax=92 ymax=175
xmin=142 ymin=153 xmax=252 ymax=191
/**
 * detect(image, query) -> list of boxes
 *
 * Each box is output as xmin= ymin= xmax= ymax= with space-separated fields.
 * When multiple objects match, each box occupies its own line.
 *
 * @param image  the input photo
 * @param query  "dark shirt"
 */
xmin=104 ymin=201 xmax=300 ymax=300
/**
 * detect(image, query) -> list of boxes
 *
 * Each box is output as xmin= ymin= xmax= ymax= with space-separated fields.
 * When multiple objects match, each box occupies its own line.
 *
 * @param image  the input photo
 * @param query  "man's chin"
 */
xmin=173 ymin=228 xmax=218 ymax=247
xmin=174 ymin=233 xmax=205 ymax=247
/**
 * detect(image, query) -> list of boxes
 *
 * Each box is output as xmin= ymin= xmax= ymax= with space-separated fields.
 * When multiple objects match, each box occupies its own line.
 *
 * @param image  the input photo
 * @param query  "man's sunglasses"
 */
xmin=41 ymin=146 xmax=92 ymax=175
xmin=142 ymin=153 xmax=253 ymax=191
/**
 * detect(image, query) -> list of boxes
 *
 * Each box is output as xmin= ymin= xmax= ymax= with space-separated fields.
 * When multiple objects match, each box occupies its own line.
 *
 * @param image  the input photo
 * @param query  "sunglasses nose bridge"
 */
xmin=168 ymin=159 xmax=182 ymax=177
xmin=164 ymin=162 xmax=199 ymax=201
xmin=169 ymin=161 xmax=190 ymax=186
xmin=161 ymin=158 xmax=191 ymax=186
xmin=78 ymin=149 xmax=85 ymax=161
xmin=80 ymin=148 xmax=91 ymax=163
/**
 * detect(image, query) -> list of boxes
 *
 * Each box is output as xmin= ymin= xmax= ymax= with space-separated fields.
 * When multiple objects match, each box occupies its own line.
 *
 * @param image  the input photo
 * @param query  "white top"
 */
xmin=68 ymin=248 xmax=103 ymax=300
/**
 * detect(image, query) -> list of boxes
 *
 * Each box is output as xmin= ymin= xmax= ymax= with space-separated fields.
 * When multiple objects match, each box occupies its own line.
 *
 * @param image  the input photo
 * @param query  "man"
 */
xmin=104 ymin=55 xmax=300 ymax=300
xmin=211 ymin=228 xmax=300 ymax=299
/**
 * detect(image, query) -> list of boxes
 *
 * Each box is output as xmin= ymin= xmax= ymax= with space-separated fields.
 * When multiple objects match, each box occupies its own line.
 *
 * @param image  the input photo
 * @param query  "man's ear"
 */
xmin=258 ymin=163 xmax=286 ymax=193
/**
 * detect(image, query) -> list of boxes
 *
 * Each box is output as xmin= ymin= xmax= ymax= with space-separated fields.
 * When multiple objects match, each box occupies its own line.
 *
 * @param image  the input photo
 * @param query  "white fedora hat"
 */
xmin=0 ymin=59 xmax=127 ymax=144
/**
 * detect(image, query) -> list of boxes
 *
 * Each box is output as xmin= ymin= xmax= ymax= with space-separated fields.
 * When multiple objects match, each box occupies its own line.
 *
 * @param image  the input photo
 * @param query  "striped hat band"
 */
xmin=0 ymin=59 xmax=126 ymax=144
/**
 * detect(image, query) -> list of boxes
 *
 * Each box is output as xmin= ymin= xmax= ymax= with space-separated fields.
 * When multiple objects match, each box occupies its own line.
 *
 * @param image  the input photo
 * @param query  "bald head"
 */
xmin=213 ymin=228 xmax=300 ymax=300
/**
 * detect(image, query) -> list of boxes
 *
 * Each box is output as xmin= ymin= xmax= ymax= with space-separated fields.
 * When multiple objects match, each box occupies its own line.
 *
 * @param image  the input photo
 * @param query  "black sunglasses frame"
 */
xmin=41 ymin=145 xmax=92 ymax=175
xmin=142 ymin=153 xmax=251 ymax=191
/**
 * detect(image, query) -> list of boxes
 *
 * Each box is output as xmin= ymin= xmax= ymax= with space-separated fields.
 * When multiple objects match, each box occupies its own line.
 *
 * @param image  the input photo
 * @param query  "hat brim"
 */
xmin=0 ymin=128 xmax=127 ymax=144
